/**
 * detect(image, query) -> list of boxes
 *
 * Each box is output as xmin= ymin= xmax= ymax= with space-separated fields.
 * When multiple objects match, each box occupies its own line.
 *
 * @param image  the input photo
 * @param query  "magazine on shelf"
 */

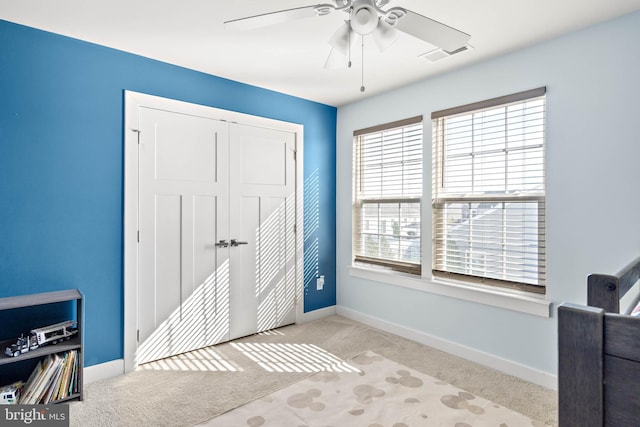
xmin=20 ymin=355 xmax=55 ymax=404
xmin=18 ymin=350 xmax=78 ymax=404
xmin=41 ymin=356 xmax=64 ymax=404
xmin=18 ymin=359 xmax=43 ymax=404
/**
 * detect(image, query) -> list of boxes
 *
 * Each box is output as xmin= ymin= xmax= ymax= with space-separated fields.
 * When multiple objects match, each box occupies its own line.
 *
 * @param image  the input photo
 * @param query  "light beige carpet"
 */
xmin=69 ymin=316 xmax=557 ymax=426
xmin=197 ymin=350 xmax=548 ymax=427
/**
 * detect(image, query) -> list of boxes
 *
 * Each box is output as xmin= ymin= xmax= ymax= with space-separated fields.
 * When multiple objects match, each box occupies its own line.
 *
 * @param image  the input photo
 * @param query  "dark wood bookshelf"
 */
xmin=0 ymin=289 xmax=84 ymax=403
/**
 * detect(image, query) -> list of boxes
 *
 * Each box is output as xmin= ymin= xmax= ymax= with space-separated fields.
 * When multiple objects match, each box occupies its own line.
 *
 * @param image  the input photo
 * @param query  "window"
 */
xmin=353 ymin=116 xmax=423 ymax=275
xmin=432 ymin=88 xmax=546 ymax=293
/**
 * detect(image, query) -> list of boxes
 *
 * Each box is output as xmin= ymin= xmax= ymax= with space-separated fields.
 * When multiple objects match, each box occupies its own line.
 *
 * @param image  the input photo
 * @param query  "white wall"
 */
xmin=336 ymin=10 xmax=640 ymax=379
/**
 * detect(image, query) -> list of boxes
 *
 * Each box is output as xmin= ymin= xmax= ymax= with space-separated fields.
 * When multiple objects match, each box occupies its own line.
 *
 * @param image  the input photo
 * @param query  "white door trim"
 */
xmin=123 ymin=90 xmax=304 ymax=373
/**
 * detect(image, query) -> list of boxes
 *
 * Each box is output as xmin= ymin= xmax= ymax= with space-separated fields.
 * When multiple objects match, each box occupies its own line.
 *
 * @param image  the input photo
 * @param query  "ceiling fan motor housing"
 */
xmin=350 ymin=0 xmax=379 ymax=35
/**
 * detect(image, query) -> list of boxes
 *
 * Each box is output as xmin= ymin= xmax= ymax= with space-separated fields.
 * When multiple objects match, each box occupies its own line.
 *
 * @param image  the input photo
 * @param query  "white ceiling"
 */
xmin=3 ymin=0 xmax=640 ymax=107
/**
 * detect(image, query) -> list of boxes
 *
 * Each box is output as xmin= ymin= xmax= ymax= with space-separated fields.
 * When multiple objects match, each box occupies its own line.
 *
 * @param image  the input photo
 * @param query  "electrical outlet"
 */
xmin=316 ymin=275 xmax=324 ymax=291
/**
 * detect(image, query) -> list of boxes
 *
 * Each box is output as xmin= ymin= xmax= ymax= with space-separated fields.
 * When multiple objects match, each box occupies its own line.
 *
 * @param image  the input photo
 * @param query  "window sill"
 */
xmin=349 ymin=265 xmax=551 ymax=318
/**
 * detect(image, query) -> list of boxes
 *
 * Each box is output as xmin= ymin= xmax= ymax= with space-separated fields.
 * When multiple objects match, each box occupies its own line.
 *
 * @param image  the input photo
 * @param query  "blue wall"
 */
xmin=0 ymin=20 xmax=337 ymax=367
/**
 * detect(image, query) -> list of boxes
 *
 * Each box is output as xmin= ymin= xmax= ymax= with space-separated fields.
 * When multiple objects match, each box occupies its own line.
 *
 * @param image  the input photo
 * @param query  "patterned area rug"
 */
xmin=197 ymin=350 xmax=547 ymax=427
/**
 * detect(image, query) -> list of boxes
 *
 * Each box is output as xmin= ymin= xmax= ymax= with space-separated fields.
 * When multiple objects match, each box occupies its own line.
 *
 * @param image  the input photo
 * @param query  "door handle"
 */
xmin=230 ymin=239 xmax=248 ymax=247
xmin=215 ymin=240 xmax=229 ymax=248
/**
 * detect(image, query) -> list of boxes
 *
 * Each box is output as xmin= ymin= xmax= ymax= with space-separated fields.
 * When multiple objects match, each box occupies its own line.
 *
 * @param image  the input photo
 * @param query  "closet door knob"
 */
xmin=230 ymin=239 xmax=248 ymax=247
xmin=215 ymin=240 xmax=229 ymax=248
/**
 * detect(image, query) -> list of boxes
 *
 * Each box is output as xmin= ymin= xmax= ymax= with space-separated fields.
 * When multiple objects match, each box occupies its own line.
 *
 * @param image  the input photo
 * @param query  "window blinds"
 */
xmin=353 ymin=116 xmax=423 ymax=274
xmin=432 ymin=88 xmax=546 ymax=292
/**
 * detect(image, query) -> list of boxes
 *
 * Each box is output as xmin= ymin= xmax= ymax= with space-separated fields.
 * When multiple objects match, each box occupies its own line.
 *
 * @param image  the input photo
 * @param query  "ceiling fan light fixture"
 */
xmin=350 ymin=1 xmax=378 ymax=35
xmin=372 ymin=19 xmax=399 ymax=51
xmin=328 ymin=21 xmax=353 ymax=55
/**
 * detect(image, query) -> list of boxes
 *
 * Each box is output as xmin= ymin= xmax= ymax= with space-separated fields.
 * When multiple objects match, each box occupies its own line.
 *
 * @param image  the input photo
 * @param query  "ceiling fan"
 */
xmin=225 ymin=0 xmax=471 ymax=90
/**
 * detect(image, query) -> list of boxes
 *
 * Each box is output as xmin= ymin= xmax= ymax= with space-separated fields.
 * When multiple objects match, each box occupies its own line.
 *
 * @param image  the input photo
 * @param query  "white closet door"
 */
xmin=228 ymin=123 xmax=297 ymax=340
xmin=134 ymin=104 xmax=298 ymax=365
xmin=137 ymin=107 xmax=230 ymax=364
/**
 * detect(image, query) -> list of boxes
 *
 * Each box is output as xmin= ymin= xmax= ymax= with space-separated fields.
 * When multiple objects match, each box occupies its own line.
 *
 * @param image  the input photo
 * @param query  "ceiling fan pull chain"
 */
xmin=360 ymin=36 xmax=365 ymax=92
xmin=348 ymin=20 xmax=352 ymax=68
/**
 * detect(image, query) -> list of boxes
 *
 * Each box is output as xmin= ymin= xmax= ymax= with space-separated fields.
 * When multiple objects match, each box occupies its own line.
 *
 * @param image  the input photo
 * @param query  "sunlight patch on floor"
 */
xmin=257 ymin=329 xmax=286 ymax=336
xmin=231 ymin=342 xmax=361 ymax=373
xmin=137 ymin=346 xmax=243 ymax=372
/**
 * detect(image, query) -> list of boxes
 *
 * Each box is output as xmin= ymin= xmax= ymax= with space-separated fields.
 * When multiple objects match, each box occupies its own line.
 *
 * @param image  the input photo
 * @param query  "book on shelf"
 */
xmin=18 ymin=350 xmax=78 ymax=404
xmin=56 ymin=350 xmax=76 ymax=401
xmin=20 ymin=355 xmax=56 ymax=404
xmin=70 ymin=350 xmax=78 ymax=396
xmin=41 ymin=355 xmax=64 ymax=404
xmin=19 ymin=359 xmax=44 ymax=404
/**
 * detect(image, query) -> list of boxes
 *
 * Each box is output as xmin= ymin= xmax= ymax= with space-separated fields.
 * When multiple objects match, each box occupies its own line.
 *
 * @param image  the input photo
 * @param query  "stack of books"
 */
xmin=19 ymin=350 xmax=78 ymax=404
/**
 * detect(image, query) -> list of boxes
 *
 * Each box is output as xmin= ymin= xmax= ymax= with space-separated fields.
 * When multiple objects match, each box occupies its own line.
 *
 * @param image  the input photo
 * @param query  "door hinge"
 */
xmin=293 ymin=150 xmax=297 ymax=161
xmin=137 ymin=329 xmax=140 ymax=342
xmin=293 ymin=224 xmax=297 ymax=234
xmin=137 ymin=230 xmax=140 ymax=243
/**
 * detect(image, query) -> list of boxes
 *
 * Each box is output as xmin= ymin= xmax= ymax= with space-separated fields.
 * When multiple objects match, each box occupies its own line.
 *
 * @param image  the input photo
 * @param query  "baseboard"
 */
xmin=336 ymin=305 xmax=557 ymax=390
xmin=297 ymin=305 xmax=336 ymax=324
xmin=84 ymin=359 xmax=124 ymax=385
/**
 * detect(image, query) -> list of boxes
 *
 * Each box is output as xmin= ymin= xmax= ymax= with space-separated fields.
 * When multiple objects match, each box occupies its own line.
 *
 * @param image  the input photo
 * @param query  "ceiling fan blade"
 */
xmin=224 ymin=4 xmax=336 ymax=31
xmin=324 ymin=47 xmax=348 ymax=69
xmin=394 ymin=9 xmax=470 ymax=52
